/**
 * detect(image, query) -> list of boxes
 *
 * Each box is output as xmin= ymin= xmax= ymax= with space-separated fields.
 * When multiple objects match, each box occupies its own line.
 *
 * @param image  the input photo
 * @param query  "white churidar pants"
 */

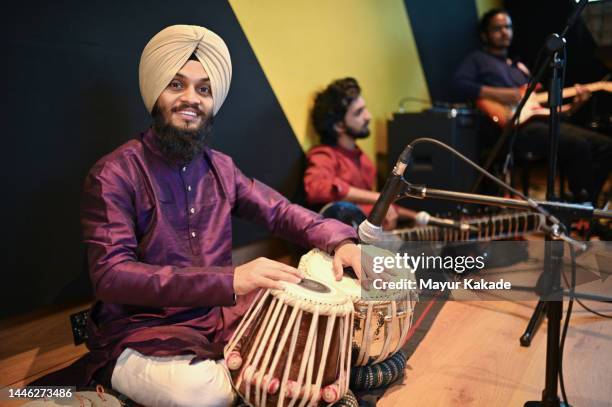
xmin=111 ymin=348 xmax=236 ymax=407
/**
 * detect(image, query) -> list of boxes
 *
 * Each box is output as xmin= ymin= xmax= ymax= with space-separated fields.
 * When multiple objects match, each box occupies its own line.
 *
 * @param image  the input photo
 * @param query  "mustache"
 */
xmin=172 ymin=103 xmax=205 ymax=115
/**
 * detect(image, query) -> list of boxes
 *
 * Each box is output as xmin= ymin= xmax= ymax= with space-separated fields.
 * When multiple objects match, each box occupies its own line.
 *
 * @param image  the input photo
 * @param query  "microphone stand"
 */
xmin=398 ymin=181 xmax=612 ymax=407
xmin=527 ymin=34 xmax=567 ymax=407
xmin=464 ymin=2 xmax=590 ymax=404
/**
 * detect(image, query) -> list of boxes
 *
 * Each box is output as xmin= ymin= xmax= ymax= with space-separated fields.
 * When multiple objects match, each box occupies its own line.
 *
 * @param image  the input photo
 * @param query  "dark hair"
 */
xmin=151 ymin=103 xmax=214 ymax=163
xmin=311 ymin=77 xmax=361 ymax=145
xmin=479 ymin=8 xmax=509 ymax=35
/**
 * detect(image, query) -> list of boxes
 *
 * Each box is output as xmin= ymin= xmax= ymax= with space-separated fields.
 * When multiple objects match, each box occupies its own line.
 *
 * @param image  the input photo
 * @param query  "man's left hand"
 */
xmin=571 ymin=83 xmax=592 ymax=111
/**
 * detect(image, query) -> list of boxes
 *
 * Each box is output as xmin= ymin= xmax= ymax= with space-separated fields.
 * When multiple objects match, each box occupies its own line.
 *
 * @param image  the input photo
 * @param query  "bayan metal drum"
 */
xmin=298 ymin=248 xmax=418 ymax=366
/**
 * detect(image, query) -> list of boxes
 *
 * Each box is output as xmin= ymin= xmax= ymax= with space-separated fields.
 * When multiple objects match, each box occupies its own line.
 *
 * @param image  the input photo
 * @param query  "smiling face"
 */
xmin=155 ymin=60 xmax=214 ymax=132
xmin=151 ymin=60 xmax=215 ymax=163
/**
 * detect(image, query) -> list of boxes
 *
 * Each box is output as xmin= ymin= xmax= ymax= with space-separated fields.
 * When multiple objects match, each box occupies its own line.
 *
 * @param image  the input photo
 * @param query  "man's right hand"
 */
xmin=233 ymin=257 xmax=304 ymax=295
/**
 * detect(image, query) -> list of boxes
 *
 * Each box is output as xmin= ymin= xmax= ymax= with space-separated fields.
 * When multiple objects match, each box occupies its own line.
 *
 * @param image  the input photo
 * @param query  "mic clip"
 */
xmin=399 ymin=180 xmax=427 ymax=199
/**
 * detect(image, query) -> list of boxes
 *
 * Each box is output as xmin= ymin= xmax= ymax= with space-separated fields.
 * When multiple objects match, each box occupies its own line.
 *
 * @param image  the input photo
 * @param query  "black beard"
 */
xmin=152 ymin=108 xmax=214 ymax=164
xmin=345 ymin=124 xmax=370 ymax=140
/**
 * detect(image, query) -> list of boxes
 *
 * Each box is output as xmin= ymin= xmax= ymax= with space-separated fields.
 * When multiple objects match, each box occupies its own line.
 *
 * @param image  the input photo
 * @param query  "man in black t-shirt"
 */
xmin=452 ymin=8 xmax=612 ymax=205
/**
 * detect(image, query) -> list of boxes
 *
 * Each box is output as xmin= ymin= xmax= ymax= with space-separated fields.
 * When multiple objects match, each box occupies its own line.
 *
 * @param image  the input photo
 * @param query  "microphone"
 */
xmin=414 ymin=211 xmax=477 ymax=232
xmin=359 ymin=145 xmax=412 ymax=243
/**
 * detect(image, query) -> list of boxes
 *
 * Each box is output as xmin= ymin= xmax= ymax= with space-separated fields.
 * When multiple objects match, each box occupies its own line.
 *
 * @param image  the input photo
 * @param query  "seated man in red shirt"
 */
xmin=304 ymin=77 xmax=419 ymax=230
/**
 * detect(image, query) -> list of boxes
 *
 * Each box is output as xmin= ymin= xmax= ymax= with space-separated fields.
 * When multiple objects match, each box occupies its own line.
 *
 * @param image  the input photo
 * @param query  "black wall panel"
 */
xmin=404 ymin=0 xmax=481 ymax=103
xmin=1 ymin=0 xmax=304 ymax=318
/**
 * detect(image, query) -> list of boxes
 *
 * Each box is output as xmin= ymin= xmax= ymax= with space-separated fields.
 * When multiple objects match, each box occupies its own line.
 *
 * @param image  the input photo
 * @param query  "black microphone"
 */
xmin=359 ymin=145 xmax=412 ymax=243
xmin=414 ymin=211 xmax=478 ymax=232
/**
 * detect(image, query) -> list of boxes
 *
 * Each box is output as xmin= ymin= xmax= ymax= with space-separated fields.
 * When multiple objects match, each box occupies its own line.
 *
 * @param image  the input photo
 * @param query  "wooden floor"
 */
xmin=379 ymin=300 xmax=612 ymax=407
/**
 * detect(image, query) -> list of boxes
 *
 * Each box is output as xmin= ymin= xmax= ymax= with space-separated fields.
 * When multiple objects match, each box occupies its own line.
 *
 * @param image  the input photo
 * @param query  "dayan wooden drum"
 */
xmin=298 ymin=248 xmax=418 ymax=366
xmin=224 ymin=277 xmax=354 ymax=406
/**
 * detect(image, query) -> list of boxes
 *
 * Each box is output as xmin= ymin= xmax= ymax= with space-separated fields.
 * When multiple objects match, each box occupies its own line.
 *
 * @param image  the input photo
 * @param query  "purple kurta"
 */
xmin=77 ymin=128 xmax=357 ymax=385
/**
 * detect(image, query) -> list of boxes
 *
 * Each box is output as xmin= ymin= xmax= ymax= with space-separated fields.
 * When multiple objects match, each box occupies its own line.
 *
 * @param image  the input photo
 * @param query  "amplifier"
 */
xmin=387 ymin=108 xmax=480 ymax=215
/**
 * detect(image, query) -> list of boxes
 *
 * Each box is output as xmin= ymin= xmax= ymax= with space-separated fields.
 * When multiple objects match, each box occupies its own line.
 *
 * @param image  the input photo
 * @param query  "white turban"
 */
xmin=139 ymin=25 xmax=232 ymax=116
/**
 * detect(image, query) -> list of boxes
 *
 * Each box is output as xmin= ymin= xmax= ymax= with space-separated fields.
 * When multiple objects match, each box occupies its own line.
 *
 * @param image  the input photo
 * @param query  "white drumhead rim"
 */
xmin=270 ymin=276 xmax=353 ymax=316
xmin=298 ymin=248 xmax=417 ymax=303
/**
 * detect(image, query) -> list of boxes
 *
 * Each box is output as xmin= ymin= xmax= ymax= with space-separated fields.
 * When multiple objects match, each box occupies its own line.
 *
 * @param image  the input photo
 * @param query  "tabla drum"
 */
xmin=224 ymin=277 xmax=354 ymax=406
xmin=298 ymin=248 xmax=418 ymax=366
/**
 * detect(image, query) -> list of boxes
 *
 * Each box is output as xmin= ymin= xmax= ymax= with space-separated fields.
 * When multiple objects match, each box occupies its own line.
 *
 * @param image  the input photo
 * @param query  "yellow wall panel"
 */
xmin=229 ymin=0 xmax=430 ymax=160
xmin=475 ymin=0 xmax=503 ymax=18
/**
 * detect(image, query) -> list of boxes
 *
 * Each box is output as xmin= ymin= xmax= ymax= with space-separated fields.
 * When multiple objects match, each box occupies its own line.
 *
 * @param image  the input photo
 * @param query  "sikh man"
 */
xmin=77 ymin=25 xmax=362 ymax=406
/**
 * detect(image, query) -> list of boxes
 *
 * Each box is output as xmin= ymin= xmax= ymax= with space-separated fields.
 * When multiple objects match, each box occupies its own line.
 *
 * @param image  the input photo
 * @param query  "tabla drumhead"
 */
xmin=297 ymin=278 xmax=330 ymax=294
xmin=298 ymin=248 xmax=416 ymax=303
xmin=270 ymin=275 xmax=353 ymax=315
